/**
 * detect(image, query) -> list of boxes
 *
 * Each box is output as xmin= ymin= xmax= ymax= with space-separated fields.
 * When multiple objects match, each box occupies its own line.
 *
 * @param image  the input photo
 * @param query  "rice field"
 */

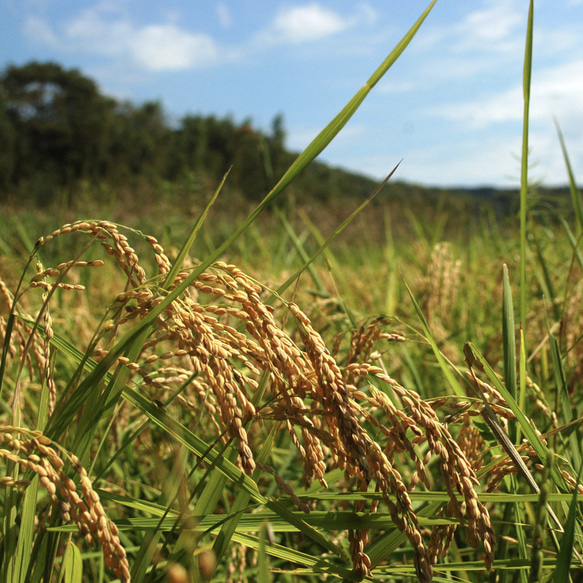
xmin=1 ymin=1 xmax=583 ymax=582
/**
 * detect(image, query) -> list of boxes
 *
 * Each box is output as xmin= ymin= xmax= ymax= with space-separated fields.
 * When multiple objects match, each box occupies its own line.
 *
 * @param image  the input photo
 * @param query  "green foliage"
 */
xmin=2 ymin=2 xmax=583 ymax=582
xmin=0 ymin=61 xmax=292 ymax=205
xmin=1 ymin=61 xmax=577 ymax=220
xmin=1 ymin=62 xmax=114 ymax=195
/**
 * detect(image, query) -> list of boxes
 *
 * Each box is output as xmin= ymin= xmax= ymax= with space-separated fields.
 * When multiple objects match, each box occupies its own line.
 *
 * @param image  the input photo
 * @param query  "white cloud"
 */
xmin=377 ymin=79 xmax=417 ymax=94
xmin=432 ymin=87 xmax=521 ymax=129
xmin=356 ymin=3 xmax=379 ymax=27
xmin=365 ymin=126 xmax=581 ymax=188
xmin=26 ymin=3 xmax=223 ymax=71
xmin=531 ymin=60 xmax=583 ymax=121
xmin=453 ymin=0 xmax=524 ymax=53
xmin=23 ymin=1 xmax=375 ymax=72
xmin=414 ymin=0 xmax=524 ymax=57
xmin=535 ymin=28 xmax=581 ymax=56
xmin=264 ymin=3 xmax=350 ymax=44
xmin=336 ymin=127 xmax=580 ymax=188
xmin=64 ymin=6 xmax=132 ymax=57
xmin=386 ymin=0 xmax=528 ymax=96
xmin=431 ymin=59 xmax=583 ymax=131
xmin=404 ymin=54 xmax=583 ymax=186
xmin=24 ymin=15 xmax=60 ymax=48
xmin=216 ymin=3 xmax=232 ymax=28
xmin=128 ymin=25 xmax=219 ymax=71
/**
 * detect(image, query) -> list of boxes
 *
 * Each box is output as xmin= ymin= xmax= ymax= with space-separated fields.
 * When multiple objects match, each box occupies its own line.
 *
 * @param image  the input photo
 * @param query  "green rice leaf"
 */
xmin=562 ymin=218 xmax=583 ymax=271
xmin=12 ymin=475 xmax=40 ymax=583
xmin=257 ymin=522 xmax=272 ymax=583
xmin=212 ymin=424 xmax=279 ymax=564
xmin=519 ymin=0 xmax=534 ymax=331
xmin=61 ymin=542 xmax=83 ymax=583
xmin=465 ymin=342 xmax=568 ymax=493
xmin=121 ymin=386 xmax=341 ymax=557
xmin=555 ymin=118 xmax=583 ymax=235
xmin=405 ymin=280 xmax=464 ymax=397
xmin=554 ymin=467 xmax=581 ymax=582
xmin=549 ymin=331 xmax=582 ymax=473
xmin=502 ymin=264 xmax=517 ymax=442
xmin=231 ymin=532 xmax=370 ymax=582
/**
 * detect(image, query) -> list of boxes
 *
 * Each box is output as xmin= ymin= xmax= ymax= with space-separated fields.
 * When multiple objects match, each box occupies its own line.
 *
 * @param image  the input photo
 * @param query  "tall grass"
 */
xmin=1 ymin=1 xmax=583 ymax=582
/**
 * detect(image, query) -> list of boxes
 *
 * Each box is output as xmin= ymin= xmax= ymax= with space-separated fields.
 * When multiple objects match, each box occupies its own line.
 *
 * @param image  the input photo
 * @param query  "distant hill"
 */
xmin=0 ymin=60 xmax=575 ymax=225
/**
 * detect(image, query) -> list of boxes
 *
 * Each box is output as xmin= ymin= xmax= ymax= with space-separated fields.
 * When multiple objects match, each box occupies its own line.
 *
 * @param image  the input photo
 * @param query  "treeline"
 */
xmin=0 ymin=61 xmax=573 ymax=225
xmin=0 ymin=61 xmax=378 ymax=207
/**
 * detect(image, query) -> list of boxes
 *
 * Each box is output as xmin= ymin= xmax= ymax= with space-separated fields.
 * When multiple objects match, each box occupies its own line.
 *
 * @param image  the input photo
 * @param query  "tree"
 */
xmin=171 ymin=115 xmax=209 ymax=179
xmin=107 ymin=100 xmax=171 ymax=183
xmin=270 ymin=113 xmax=286 ymax=151
xmin=0 ymin=61 xmax=114 ymax=196
xmin=266 ymin=113 xmax=288 ymax=188
xmin=0 ymin=61 xmax=380 ymax=208
xmin=230 ymin=122 xmax=266 ymax=200
xmin=0 ymin=91 xmax=17 ymax=191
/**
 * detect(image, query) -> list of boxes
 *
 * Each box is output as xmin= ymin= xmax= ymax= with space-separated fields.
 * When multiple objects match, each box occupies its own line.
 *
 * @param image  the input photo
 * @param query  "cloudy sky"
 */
xmin=1 ymin=0 xmax=582 ymax=188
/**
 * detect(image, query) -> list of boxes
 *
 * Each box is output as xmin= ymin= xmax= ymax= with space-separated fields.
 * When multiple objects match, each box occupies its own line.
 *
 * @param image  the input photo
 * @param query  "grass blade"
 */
xmin=562 ymin=218 xmax=583 ymax=271
xmin=555 ymin=118 xmax=583 ymax=235
xmin=275 ymin=209 xmax=328 ymax=296
xmin=554 ymin=467 xmax=581 ymax=582
xmin=549 ymin=331 xmax=582 ymax=471
xmin=257 ymin=522 xmax=272 ymax=583
xmin=212 ymin=423 xmax=279 ymax=565
xmin=61 ymin=541 xmax=83 ymax=583
xmin=502 ymin=264 xmax=517 ymax=442
xmin=404 ymin=280 xmax=464 ymax=397
xmin=518 ymin=328 xmax=527 ymax=446
xmin=519 ymin=0 xmax=534 ymax=334
xmin=464 ymin=342 xmax=570 ymax=497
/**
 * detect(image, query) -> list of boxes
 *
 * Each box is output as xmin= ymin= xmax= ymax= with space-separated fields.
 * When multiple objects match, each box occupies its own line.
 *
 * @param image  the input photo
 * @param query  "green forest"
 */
xmin=0 ymin=61 xmax=384 ymax=207
xmin=0 ymin=60 xmax=573 ymax=223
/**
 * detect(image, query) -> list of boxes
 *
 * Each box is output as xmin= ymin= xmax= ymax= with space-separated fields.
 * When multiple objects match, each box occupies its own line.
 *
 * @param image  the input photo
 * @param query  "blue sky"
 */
xmin=1 ymin=0 xmax=582 ymax=187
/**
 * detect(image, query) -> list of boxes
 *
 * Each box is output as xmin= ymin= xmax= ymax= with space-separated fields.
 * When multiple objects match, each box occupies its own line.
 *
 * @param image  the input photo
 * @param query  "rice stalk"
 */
xmin=0 ymin=219 xmax=504 ymax=581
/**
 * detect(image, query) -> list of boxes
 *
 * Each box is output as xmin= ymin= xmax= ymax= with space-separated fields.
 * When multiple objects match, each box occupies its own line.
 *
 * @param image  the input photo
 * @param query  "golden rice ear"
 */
xmin=0 ymin=428 xmax=131 ymax=582
xmin=3 ymin=214 xmax=506 ymax=581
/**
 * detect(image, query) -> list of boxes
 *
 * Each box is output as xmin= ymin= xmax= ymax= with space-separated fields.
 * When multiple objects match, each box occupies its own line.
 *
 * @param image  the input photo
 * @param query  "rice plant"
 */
xmin=1 ymin=1 xmax=583 ymax=582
